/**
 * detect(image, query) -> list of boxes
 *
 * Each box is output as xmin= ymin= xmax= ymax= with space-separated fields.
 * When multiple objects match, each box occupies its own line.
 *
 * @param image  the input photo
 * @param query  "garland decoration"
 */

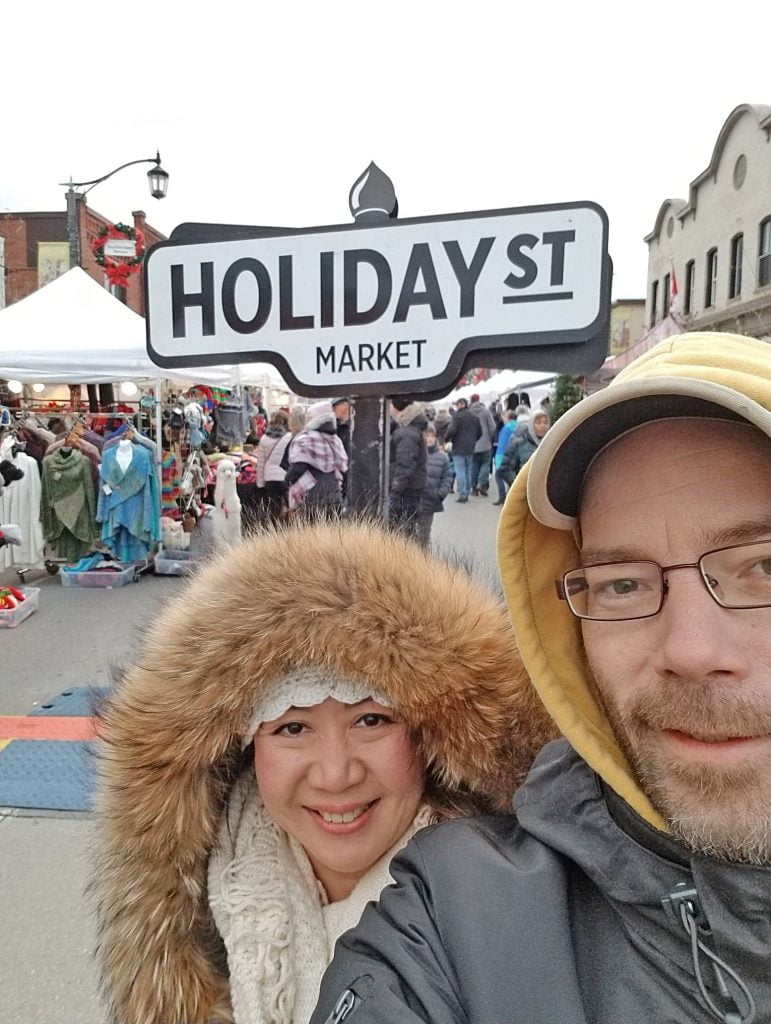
xmin=91 ymin=223 xmax=145 ymax=288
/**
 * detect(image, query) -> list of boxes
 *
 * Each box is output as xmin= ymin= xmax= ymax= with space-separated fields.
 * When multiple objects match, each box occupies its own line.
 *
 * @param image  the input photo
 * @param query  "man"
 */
xmin=389 ymin=402 xmax=428 ymax=535
xmin=331 ymin=398 xmax=351 ymax=501
xmin=311 ymin=333 xmax=771 ymax=1024
xmin=445 ymin=397 xmax=482 ymax=503
xmin=468 ymin=392 xmax=497 ymax=495
xmin=331 ymin=398 xmax=351 ymax=455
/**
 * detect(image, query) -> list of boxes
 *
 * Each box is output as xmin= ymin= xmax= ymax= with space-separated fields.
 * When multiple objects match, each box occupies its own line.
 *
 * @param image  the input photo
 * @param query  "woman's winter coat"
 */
xmin=93 ymin=520 xmax=555 ymax=1024
xmin=389 ymin=403 xmax=428 ymax=496
xmin=419 ymin=445 xmax=452 ymax=513
xmin=285 ymin=410 xmax=348 ymax=509
xmin=255 ymin=426 xmax=291 ymax=486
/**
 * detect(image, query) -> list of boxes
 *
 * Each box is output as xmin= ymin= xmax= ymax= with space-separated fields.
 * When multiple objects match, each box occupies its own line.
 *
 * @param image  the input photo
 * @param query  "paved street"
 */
xmin=0 ymin=495 xmax=504 ymax=1024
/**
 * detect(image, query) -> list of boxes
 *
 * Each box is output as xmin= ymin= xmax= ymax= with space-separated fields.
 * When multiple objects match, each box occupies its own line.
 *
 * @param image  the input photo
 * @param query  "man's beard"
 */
xmin=590 ymin=673 xmax=770 ymax=865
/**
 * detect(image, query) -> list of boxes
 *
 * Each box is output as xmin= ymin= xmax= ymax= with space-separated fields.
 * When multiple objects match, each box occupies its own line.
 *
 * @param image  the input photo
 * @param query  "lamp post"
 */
xmin=60 ymin=151 xmax=169 ymax=268
xmin=59 ymin=152 xmax=169 ymax=412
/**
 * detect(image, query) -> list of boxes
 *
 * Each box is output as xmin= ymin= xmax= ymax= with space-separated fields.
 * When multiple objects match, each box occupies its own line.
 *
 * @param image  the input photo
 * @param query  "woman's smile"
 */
xmin=306 ymin=799 xmax=379 ymax=833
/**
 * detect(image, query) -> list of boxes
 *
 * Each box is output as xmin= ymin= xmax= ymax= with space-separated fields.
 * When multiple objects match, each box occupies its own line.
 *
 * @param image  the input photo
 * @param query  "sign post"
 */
xmin=145 ymin=175 xmax=611 ymax=514
xmin=346 ymin=164 xmax=399 ymax=514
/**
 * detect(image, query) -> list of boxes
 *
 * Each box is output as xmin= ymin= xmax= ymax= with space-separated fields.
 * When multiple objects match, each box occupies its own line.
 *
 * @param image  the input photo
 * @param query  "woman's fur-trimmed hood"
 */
xmin=394 ymin=401 xmax=427 ymax=429
xmin=94 ymin=520 xmax=554 ymax=1024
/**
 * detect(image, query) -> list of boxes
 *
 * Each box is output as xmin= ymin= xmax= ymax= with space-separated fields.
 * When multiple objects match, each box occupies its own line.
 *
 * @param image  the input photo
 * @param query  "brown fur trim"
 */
xmin=394 ymin=401 xmax=425 ymax=427
xmin=93 ymin=520 xmax=555 ymax=1023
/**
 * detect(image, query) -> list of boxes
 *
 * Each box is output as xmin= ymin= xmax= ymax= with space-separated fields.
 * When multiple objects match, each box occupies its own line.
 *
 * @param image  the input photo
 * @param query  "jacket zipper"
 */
xmin=662 ymin=882 xmax=756 ymax=1024
xmin=323 ymin=988 xmax=357 ymax=1024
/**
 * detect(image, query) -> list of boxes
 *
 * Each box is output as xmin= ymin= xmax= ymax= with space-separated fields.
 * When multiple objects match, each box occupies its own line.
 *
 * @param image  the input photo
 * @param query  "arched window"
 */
xmin=705 ymin=248 xmax=718 ymax=308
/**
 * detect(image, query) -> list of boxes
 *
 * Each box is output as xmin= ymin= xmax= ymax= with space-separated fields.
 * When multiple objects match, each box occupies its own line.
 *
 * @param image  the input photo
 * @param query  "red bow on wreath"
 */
xmin=91 ymin=223 xmax=146 ymax=289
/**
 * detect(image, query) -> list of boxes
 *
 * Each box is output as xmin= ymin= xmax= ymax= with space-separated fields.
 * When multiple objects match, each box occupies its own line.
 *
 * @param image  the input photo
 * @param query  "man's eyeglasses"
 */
xmin=555 ymin=541 xmax=771 ymax=622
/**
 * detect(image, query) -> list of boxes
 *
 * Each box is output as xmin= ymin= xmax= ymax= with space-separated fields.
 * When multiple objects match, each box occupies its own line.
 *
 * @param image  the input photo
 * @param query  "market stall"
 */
xmin=0 ymin=269 xmax=287 ymax=581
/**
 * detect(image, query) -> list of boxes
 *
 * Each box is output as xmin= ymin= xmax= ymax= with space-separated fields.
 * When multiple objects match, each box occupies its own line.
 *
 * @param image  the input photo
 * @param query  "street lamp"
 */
xmin=60 ymin=151 xmax=169 ymax=267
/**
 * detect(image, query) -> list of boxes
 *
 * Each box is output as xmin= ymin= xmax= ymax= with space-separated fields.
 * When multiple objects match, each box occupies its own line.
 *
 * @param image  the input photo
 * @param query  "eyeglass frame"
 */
xmin=555 ymin=540 xmax=771 ymax=621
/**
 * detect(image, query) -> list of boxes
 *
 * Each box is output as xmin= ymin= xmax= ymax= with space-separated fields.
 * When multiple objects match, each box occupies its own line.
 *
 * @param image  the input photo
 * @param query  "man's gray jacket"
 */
xmin=311 ymin=741 xmax=769 ymax=1024
xmin=468 ymin=400 xmax=496 ymax=454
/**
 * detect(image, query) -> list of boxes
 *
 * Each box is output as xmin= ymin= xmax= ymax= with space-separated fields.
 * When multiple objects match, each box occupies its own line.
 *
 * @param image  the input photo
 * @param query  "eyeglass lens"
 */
xmin=563 ymin=540 xmax=771 ymax=620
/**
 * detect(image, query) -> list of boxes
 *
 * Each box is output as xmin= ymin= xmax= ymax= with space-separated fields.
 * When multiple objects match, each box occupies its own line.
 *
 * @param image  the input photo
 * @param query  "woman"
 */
xmin=285 ymin=401 xmax=348 ymax=515
xmin=499 ymin=408 xmax=550 ymax=487
xmin=255 ymin=410 xmax=292 ymax=523
xmin=93 ymin=520 xmax=555 ymax=1024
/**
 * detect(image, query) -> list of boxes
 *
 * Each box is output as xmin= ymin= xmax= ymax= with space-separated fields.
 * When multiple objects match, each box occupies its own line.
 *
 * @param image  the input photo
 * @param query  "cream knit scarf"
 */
xmin=208 ymin=773 xmax=431 ymax=1024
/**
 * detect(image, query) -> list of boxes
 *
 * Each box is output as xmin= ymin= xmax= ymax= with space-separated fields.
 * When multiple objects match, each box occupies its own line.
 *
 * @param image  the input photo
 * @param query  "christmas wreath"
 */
xmin=92 ymin=222 xmax=145 ymax=288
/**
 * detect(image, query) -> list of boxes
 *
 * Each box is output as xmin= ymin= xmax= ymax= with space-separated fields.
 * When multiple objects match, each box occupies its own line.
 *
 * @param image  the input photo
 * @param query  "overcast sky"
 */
xmin=3 ymin=1 xmax=768 ymax=300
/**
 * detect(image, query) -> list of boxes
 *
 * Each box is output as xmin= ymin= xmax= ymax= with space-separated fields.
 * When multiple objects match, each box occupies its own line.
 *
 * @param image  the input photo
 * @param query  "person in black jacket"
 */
xmin=416 ymin=423 xmax=452 ymax=547
xmin=389 ymin=402 xmax=428 ymax=536
xmin=310 ymin=332 xmax=771 ymax=1024
xmin=331 ymin=398 xmax=351 ymax=502
xmin=444 ymin=398 xmax=482 ymax=502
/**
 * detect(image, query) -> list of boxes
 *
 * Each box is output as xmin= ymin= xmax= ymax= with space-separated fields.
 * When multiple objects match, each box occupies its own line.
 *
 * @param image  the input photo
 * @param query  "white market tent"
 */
xmin=443 ymin=368 xmax=558 ymax=406
xmin=0 ymin=267 xmax=284 ymax=389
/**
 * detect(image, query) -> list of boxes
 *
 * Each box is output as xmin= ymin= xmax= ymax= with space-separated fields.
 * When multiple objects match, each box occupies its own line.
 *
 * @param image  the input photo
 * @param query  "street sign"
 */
xmin=145 ymin=201 xmax=610 ymax=397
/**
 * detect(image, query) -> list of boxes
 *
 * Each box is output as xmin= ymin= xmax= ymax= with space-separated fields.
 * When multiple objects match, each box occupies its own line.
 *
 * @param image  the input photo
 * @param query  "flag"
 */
xmin=669 ymin=263 xmax=679 ymax=317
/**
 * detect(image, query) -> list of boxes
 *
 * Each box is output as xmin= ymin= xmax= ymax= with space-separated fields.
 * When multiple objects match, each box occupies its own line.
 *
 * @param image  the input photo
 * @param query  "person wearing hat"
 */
xmin=92 ymin=521 xmax=554 ymax=1024
xmin=389 ymin=402 xmax=429 ymax=535
xmin=311 ymin=333 xmax=771 ymax=1024
xmin=285 ymin=401 xmax=348 ymax=515
xmin=445 ymin=397 xmax=482 ymax=502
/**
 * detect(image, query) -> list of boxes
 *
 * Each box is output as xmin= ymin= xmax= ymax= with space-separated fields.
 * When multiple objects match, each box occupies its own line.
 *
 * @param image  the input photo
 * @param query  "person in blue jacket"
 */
xmin=492 ymin=410 xmax=518 ymax=504
xmin=498 ymin=408 xmax=549 ymax=490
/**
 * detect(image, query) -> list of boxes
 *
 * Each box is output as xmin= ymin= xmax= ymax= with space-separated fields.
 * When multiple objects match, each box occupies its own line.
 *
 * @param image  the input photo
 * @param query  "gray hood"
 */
xmin=516 ymin=740 xmax=770 ymax=1023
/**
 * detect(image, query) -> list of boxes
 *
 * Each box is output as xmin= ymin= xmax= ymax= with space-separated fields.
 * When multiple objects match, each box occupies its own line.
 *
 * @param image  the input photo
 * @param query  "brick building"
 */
xmin=0 ymin=203 xmax=165 ymax=314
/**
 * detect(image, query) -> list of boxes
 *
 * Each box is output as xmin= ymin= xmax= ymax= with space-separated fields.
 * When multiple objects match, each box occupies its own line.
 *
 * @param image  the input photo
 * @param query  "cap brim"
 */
xmin=527 ymin=376 xmax=771 ymax=530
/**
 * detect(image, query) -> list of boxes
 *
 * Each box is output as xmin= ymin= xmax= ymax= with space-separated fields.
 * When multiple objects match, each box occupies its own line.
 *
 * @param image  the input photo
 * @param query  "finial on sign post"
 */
xmin=349 ymin=162 xmax=398 ymax=223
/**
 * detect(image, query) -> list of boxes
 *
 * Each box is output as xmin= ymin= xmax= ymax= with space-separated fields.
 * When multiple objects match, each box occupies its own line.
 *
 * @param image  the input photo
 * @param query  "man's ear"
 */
xmin=572 ymin=521 xmax=582 ymax=550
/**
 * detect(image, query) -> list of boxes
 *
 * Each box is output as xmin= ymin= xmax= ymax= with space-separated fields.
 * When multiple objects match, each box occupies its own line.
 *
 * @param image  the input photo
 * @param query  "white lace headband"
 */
xmin=242 ymin=666 xmax=391 ymax=750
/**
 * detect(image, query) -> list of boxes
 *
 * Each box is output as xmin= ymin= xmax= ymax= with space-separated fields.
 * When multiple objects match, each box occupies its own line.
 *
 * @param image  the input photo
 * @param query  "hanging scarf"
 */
xmin=208 ymin=773 xmax=431 ymax=1024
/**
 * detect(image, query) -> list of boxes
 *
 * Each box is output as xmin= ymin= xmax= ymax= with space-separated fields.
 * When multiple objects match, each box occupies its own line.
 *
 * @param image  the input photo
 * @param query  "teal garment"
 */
xmin=97 ymin=444 xmax=161 ymax=562
xmin=494 ymin=420 xmax=517 ymax=468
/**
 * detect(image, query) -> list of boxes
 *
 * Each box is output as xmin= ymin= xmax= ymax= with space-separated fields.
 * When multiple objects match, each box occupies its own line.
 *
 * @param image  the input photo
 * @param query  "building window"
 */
xmin=662 ymin=273 xmax=671 ymax=317
xmin=705 ymin=248 xmax=718 ymax=308
xmin=759 ymin=217 xmax=771 ymax=287
xmin=684 ymin=260 xmax=695 ymax=314
xmin=107 ymin=279 xmax=128 ymax=304
xmin=728 ymin=234 xmax=743 ymax=299
xmin=733 ymin=154 xmax=747 ymax=190
xmin=650 ymin=279 xmax=659 ymax=327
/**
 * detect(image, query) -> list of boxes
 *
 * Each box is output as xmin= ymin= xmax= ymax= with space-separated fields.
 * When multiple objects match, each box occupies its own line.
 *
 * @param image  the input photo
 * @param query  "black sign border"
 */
xmin=145 ymin=201 xmax=611 ymax=398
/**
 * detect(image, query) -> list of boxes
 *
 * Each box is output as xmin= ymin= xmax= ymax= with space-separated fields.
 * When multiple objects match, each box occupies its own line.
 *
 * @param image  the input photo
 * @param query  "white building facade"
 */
xmin=644 ymin=104 xmax=771 ymax=339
